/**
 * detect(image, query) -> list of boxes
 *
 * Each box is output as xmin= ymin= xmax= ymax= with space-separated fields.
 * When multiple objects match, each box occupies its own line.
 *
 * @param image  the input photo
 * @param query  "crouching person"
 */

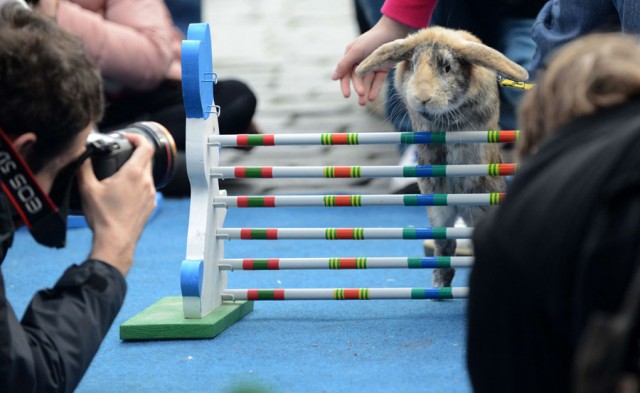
xmin=0 ymin=2 xmax=156 ymax=391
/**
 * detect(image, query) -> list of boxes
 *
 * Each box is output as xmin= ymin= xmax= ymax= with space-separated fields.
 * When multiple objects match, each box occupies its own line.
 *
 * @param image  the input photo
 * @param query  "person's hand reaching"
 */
xmin=332 ymin=15 xmax=415 ymax=106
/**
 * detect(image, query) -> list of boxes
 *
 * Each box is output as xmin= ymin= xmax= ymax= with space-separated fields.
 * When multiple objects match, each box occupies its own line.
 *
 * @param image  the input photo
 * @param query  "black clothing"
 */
xmin=99 ymin=79 xmax=258 ymax=197
xmin=467 ymin=101 xmax=640 ymax=392
xmin=0 ymin=194 xmax=127 ymax=392
xmin=499 ymin=0 xmax=549 ymax=19
xmin=99 ymin=79 xmax=258 ymax=151
xmin=430 ymin=0 xmax=547 ymax=54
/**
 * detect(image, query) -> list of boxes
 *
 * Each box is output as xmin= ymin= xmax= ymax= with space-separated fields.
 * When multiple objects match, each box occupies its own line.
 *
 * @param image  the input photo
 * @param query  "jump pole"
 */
xmin=214 ymin=164 xmax=517 ymax=179
xmin=217 ymin=227 xmax=474 ymax=240
xmin=222 ymin=287 xmax=469 ymax=301
xmin=210 ymin=130 xmax=519 ymax=147
xmin=215 ymin=193 xmax=505 ymax=208
xmin=220 ymin=256 xmax=474 ymax=271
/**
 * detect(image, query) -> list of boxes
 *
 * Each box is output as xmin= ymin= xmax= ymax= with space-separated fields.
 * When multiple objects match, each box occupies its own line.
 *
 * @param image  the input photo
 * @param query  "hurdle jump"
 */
xmin=120 ymin=23 xmax=517 ymax=341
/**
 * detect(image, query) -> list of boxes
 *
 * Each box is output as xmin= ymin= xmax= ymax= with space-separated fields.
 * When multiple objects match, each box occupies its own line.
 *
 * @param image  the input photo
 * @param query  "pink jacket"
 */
xmin=381 ymin=0 xmax=437 ymax=29
xmin=57 ymin=0 xmax=182 ymax=91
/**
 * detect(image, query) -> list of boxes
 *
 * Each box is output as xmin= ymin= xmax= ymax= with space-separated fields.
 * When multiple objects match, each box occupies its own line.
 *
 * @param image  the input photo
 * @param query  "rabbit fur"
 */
xmin=356 ymin=27 xmax=529 ymax=287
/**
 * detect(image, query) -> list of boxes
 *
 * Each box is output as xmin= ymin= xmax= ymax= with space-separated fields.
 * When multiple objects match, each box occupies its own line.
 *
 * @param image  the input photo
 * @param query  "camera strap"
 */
xmin=0 ymin=129 xmax=69 ymax=248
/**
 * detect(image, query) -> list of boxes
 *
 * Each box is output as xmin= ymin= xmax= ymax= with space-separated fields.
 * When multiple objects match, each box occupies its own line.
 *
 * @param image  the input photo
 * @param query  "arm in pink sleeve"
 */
xmin=56 ymin=0 xmax=175 ymax=91
xmin=381 ymin=0 xmax=438 ymax=29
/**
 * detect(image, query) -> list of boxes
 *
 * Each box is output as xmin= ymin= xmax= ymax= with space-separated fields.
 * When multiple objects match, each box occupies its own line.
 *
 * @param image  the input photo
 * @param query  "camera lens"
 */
xmin=116 ymin=121 xmax=178 ymax=189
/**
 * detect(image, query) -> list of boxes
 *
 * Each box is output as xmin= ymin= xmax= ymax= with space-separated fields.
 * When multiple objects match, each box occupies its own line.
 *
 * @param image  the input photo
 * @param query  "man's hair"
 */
xmin=517 ymin=33 xmax=640 ymax=157
xmin=0 ymin=2 xmax=104 ymax=172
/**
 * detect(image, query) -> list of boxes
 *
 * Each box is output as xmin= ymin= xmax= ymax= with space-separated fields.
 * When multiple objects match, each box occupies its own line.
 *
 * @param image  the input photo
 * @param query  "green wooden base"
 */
xmin=120 ymin=297 xmax=253 ymax=340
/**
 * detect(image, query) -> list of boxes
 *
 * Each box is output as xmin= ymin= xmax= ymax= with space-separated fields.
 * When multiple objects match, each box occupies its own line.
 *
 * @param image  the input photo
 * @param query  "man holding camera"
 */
xmin=0 ymin=2 xmax=157 ymax=391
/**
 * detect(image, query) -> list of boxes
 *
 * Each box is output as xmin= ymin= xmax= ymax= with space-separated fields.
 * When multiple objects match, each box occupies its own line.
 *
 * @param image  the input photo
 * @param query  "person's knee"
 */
xmin=215 ymin=79 xmax=257 ymax=111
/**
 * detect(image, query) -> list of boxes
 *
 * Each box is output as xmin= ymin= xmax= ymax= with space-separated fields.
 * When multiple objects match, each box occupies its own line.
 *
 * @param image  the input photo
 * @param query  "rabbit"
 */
xmin=355 ymin=27 xmax=529 ymax=288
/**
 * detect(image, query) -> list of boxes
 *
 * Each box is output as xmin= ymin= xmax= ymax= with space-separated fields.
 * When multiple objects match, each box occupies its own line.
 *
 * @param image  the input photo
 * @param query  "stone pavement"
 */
xmin=202 ymin=0 xmax=402 ymax=195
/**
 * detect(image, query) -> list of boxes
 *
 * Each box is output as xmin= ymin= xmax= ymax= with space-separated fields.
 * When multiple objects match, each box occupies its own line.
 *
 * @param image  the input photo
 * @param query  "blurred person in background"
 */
xmin=30 ymin=0 xmax=260 ymax=196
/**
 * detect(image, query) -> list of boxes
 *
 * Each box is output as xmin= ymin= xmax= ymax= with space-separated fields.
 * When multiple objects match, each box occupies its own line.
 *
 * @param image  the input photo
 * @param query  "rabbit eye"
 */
xmin=444 ymin=64 xmax=451 ymax=73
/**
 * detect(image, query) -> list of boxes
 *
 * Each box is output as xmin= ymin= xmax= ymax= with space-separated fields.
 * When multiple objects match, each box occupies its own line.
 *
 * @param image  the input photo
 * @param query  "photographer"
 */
xmin=0 ymin=2 xmax=156 ymax=391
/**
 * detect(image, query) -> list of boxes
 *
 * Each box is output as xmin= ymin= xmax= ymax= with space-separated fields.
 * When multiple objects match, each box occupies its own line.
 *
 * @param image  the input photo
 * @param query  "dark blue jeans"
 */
xmin=531 ymin=0 xmax=640 ymax=76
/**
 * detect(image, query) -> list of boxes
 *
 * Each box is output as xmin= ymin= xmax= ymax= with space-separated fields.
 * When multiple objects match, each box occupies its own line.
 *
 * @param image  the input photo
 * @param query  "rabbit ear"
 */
xmin=457 ymin=41 xmax=530 ymax=81
xmin=355 ymin=38 xmax=416 ymax=77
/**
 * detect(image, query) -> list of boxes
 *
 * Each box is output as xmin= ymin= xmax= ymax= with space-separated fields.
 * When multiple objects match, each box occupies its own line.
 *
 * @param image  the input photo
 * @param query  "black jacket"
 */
xmin=0 ymin=194 xmax=127 ymax=392
xmin=467 ymin=101 xmax=640 ymax=392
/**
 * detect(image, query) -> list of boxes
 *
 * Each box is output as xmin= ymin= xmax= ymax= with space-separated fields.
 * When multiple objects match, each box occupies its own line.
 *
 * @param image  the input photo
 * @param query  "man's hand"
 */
xmin=77 ymin=134 xmax=156 ymax=276
xmin=332 ymin=15 xmax=415 ymax=106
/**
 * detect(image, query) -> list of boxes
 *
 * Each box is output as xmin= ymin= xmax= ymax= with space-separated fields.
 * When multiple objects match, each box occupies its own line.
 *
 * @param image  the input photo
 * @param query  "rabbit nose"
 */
xmin=414 ymin=91 xmax=433 ymax=105
xmin=417 ymin=96 xmax=432 ymax=106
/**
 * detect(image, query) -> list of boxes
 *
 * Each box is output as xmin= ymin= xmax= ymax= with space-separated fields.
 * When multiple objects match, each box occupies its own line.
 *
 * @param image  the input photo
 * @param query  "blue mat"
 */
xmin=3 ymin=198 xmax=471 ymax=392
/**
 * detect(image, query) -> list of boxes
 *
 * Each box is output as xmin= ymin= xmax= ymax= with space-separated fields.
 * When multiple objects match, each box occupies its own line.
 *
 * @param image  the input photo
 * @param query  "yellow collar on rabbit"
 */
xmin=498 ymin=75 xmax=535 ymax=90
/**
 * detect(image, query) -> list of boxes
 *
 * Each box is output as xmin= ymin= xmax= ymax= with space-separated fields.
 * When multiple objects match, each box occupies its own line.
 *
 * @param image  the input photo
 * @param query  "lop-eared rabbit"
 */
xmin=356 ymin=27 xmax=529 ymax=287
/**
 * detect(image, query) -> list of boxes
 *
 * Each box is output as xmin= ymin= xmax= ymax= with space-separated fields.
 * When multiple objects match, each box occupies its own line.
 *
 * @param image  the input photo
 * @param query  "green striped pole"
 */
xmin=222 ymin=287 xmax=469 ymax=301
xmin=214 ymin=164 xmax=517 ymax=179
xmin=216 ymin=227 xmax=473 ymax=240
xmin=210 ymin=131 xmax=519 ymax=147
xmin=215 ymin=193 xmax=505 ymax=208
xmin=219 ymin=256 xmax=474 ymax=270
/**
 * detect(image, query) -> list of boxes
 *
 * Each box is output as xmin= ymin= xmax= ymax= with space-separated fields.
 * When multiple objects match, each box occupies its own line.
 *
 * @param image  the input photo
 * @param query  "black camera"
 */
xmin=66 ymin=121 xmax=177 ymax=213
xmin=86 ymin=121 xmax=177 ymax=187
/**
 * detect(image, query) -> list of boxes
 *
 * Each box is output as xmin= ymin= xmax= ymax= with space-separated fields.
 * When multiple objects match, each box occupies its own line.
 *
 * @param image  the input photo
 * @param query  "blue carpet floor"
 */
xmin=4 ymin=198 xmax=471 ymax=392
